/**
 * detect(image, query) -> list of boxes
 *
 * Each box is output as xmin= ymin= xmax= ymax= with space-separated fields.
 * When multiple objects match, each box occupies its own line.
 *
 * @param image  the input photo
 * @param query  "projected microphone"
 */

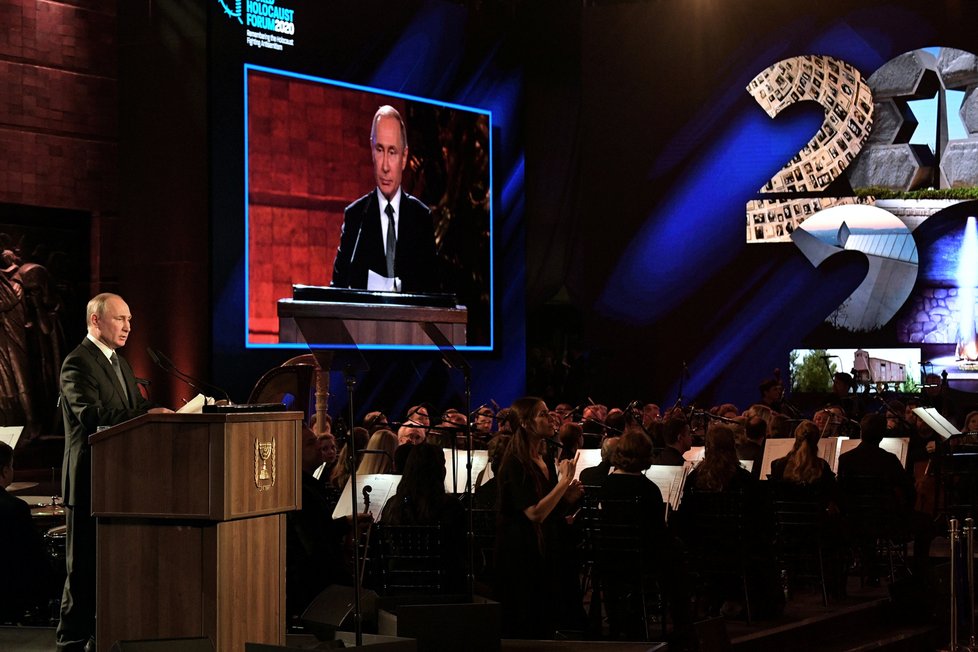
xmin=147 ymin=347 xmax=232 ymax=403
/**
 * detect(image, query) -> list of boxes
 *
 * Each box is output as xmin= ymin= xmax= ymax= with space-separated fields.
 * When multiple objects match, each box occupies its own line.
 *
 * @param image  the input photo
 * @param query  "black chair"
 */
xmin=768 ymin=482 xmax=833 ymax=605
xmin=839 ymin=474 xmax=910 ymax=585
xmin=582 ymin=494 xmax=667 ymax=640
xmin=679 ymin=489 xmax=754 ymax=624
xmin=468 ymin=506 xmax=497 ymax=586
xmin=371 ymin=524 xmax=459 ymax=597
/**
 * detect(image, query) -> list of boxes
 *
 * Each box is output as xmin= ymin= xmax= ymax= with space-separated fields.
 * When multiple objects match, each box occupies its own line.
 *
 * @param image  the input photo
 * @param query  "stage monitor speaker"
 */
xmin=246 ymin=633 xmax=415 ymax=651
xmin=110 ymin=637 xmax=213 ymax=651
xmin=302 ymin=585 xmax=380 ymax=637
xmin=385 ymin=598 xmax=500 ymax=652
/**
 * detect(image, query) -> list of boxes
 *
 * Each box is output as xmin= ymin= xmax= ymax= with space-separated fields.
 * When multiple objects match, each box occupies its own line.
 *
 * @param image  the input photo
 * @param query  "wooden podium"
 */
xmin=89 ymin=411 xmax=302 ymax=652
xmin=277 ymin=298 xmax=467 ymax=346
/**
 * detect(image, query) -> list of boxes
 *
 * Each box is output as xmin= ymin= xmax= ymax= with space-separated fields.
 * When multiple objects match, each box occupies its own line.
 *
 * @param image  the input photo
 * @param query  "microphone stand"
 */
xmin=343 ymin=365 xmax=364 ymax=646
xmin=419 ymin=321 xmax=475 ymax=599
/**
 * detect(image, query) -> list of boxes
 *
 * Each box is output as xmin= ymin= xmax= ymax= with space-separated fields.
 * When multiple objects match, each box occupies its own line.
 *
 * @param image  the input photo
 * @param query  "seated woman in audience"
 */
xmin=769 ymin=420 xmax=837 ymax=499
xmin=494 ymin=397 xmax=583 ymax=639
xmin=378 ymin=443 xmax=466 ymax=594
xmin=678 ymin=425 xmax=778 ymax=620
xmin=685 ymin=424 xmax=753 ymax=495
xmin=356 ymin=428 xmax=398 ymax=475
xmin=381 ymin=443 xmax=462 ymax=526
xmin=597 ymin=430 xmax=691 ymax=643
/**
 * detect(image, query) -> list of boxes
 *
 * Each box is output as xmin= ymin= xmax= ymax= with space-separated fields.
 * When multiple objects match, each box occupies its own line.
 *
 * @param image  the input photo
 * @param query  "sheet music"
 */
xmin=575 ymin=449 xmax=604 ymax=481
xmin=0 ymin=426 xmax=23 ymax=448
xmin=680 ymin=445 xmax=753 ymax=473
xmin=643 ymin=464 xmax=691 ymax=513
xmin=837 ymin=437 xmax=910 ymax=469
xmin=758 ymin=439 xmax=793 ymax=480
xmin=913 ymin=407 xmax=960 ymax=440
xmin=818 ymin=437 xmax=847 ymax=473
xmin=443 ymin=449 xmax=490 ymax=493
xmin=331 ymin=473 xmax=401 ymax=522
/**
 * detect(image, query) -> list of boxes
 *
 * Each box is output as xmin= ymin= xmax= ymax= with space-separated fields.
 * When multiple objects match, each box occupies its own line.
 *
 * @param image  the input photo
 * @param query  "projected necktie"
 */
xmin=110 ymin=352 xmax=130 ymax=404
xmin=385 ymin=202 xmax=396 ymax=278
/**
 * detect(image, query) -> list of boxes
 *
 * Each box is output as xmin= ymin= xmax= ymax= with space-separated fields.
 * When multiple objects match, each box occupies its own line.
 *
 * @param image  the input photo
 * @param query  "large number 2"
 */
xmin=745 ymin=54 xmax=918 ymax=333
xmin=745 ymin=55 xmax=875 ymax=243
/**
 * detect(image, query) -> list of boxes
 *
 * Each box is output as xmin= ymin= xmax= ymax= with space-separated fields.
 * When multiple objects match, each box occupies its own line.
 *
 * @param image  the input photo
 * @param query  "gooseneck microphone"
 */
xmin=147 ymin=347 xmax=232 ymax=403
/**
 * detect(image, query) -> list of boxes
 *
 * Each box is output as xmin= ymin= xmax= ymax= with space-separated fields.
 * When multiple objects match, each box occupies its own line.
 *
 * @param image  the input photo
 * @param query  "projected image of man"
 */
xmin=331 ymin=105 xmax=438 ymax=293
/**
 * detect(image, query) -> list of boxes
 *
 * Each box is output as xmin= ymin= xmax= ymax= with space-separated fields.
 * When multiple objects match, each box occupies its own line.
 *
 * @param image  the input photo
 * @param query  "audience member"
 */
xmin=579 ymin=436 xmax=619 ymax=488
xmin=655 ymin=418 xmax=691 ymax=466
xmin=357 ymin=429 xmax=398 ymax=475
xmin=0 ymin=442 xmax=51 ymax=622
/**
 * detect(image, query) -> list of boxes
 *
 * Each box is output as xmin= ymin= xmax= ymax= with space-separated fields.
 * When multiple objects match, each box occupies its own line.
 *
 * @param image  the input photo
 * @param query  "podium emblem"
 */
xmin=254 ymin=438 xmax=276 ymax=491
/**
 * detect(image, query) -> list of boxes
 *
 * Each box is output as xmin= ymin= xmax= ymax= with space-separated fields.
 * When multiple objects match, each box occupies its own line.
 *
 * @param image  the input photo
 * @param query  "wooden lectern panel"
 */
xmin=91 ymin=413 xmax=299 ymax=651
xmin=277 ymin=299 xmax=467 ymax=346
xmin=97 ymin=515 xmax=287 ymax=652
xmin=91 ymin=412 xmax=301 ymax=520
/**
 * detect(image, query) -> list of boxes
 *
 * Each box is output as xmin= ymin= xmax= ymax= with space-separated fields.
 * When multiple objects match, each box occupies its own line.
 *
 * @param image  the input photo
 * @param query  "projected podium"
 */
xmin=277 ymin=286 xmax=467 ymax=346
xmin=89 ymin=411 xmax=302 ymax=652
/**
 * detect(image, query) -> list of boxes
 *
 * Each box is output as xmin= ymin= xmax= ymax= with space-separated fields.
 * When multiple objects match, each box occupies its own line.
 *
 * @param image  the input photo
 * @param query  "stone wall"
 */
xmin=900 ymin=286 xmax=969 ymax=343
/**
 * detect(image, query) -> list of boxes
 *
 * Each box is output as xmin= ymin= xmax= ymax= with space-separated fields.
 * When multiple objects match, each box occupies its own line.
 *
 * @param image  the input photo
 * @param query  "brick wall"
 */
xmin=247 ymin=70 xmax=407 ymax=341
xmin=0 ymin=0 xmax=117 ymax=213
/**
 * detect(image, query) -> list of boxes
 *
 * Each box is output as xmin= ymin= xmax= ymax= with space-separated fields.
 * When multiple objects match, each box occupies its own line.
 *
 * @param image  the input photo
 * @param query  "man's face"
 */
xmin=92 ymin=296 xmax=132 ymax=350
xmin=474 ymin=411 xmax=493 ymax=433
xmin=643 ymin=404 xmax=660 ymax=426
xmin=0 ymin=461 xmax=12 ymax=488
xmin=763 ymin=384 xmax=782 ymax=404
xmin=398 ymin=425 xmax=425 ymax=446
xmin=372 ymin=115 xmax=407 ymax=200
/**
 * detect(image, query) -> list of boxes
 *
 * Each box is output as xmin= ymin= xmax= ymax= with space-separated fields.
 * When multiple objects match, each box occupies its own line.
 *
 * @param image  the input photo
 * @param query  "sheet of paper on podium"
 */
xmin=0 ymin=426 xmax=23 ymax=448
xmin=331 ymin=473 xmax=402 ymax=522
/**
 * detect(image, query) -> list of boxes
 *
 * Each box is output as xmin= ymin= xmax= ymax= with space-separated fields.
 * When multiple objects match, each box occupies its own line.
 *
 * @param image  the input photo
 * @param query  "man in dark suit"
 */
xmin=56 ymin=293 xmax=170 ymax=651
xmin=579 ymin=435 xmax=618 ymax=487
xmin=331 ymin=105 xmax=438 ymax=294
xmin=838 ymin=413 xmax=933 ymax=578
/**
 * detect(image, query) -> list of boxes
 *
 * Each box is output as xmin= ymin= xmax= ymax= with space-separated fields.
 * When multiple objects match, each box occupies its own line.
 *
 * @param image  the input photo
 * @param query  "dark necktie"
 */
xmin=385 ymin=202 xmax=396 ymax=278
xmin=110 ymin=352 xmax=130 ymax=404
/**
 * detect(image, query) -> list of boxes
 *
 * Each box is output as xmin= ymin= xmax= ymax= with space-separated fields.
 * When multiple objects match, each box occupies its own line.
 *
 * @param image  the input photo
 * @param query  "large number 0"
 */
xmin=745 ymin=55 xmax=875 ymax=243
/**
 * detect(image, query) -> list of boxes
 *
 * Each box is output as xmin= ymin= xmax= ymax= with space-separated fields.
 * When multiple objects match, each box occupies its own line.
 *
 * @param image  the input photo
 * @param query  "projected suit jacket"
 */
xmin=330 ymin=189 xmax=439 ymax=294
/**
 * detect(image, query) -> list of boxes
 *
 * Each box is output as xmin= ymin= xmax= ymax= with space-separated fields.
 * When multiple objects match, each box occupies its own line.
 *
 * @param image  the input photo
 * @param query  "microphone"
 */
xmin=147 ymin=346 xmax=232 ymax=403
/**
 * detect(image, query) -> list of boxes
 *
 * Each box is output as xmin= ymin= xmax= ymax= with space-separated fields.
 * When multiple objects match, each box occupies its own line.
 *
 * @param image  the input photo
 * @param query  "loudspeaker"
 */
xmin=301 ymin=585 xmax=380 ymax=638
xmin=379 ymin=596 xmax=500 ymax=652
xmin=110 ymin=637 xmax=213 ymax=651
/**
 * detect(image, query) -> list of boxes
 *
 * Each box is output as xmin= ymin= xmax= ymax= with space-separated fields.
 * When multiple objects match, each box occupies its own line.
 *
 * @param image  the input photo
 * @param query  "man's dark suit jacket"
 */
xmin=579 ymin=460 xmax=611 ymax=487
xmin=60 ymin=338 xmax=154 ymax=509
xmin=0 ymin=487 xmax=50 ymax=618
xmin=331 ymin=190 xmax=438 ymax=294
xmin=837 ymin=441 xmax=915 ymax=507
